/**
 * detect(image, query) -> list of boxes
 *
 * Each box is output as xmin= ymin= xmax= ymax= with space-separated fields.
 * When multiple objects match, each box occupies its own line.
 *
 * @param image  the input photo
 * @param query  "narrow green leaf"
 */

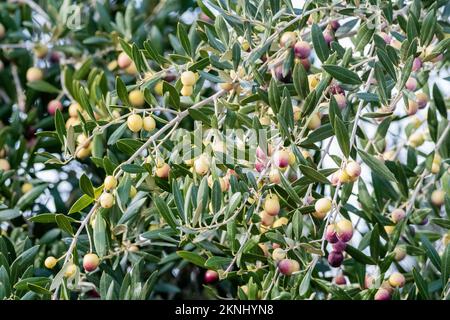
xmin=79 ymin=174 xmax=95 ymax=198
xmin=358 ymin=149 xmax=397 ymax=182
xmin=176 ymin=251 xmax=206 ymax=267
xmin=311 ymin=24 xmax=330 ymax=62
xmin=322 ymin=65 xmax=362 ymax=85
xmin=154 ymin=197 xmax=177 ymax=230
xmin=334 ymin=117 xmax=350 ymax=157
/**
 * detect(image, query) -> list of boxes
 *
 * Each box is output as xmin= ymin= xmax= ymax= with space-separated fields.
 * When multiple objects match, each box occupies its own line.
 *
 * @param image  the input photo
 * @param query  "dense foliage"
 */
xmin=0 ymin=0 xmax=449 ymax=300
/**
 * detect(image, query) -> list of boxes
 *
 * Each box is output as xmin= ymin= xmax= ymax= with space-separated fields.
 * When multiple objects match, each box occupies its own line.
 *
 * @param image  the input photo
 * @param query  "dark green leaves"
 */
xmin=79 ymin=174 xmax=95 ymax=198
xmin=154 ymin=197 xmax=177 ymax=230
xmin=334 ymin=117 xmax=350 ymax=158
xmin=116 ymin=77 xmax=130 ymax=106
xmin=94 ymin=214 xmax=107 ymax=257
xmin=293 ymin=62 xmax=309 ymax=99
xmin=27 ymin=81 xmax=60 ymax=94
xmin=420 ymin=8 xmax=436 ymax=47
xmin=358 ymin=149 xmax=396 ymax=182
xmin=354 ymin=22 xmax=375 ymax=52
xmin=345 ymin=245 xmax=376 ymax=265
xmin=432 ymin=84 xmax=447 ymax=118
xmin=420 ymin=235 xmax=441 ymax=271
xmin=54 ymin=109 xmax=66 ymax=144
xmin=177 ymin=251 xmax=206 ymax=267
xmin=412 ymin=268 xmax=430 ymax=299
xmin=311 ymin=24 xmax=330 ymax=62
xmin=177 ymin=23 xmax=192 ymax=56
xmin=299 ymin=165 xmax=330 ymax=184
xmin=322 ymin=65 xmax=362 ymax=85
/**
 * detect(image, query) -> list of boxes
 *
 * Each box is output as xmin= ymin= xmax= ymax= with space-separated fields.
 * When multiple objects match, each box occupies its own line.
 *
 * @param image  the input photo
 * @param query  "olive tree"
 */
xmin=0 ymin=0 xmax=449 ymax=300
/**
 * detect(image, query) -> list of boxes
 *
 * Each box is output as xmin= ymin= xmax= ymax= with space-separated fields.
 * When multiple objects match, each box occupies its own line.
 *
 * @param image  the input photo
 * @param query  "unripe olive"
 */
xmin=99 ymin=192 xmax=114 ymax=209
xmin=129 ymin=90 xmax=145 ymax=107
xmin=334 ymin=94 xmax=347 ymax=109
xmin=268 ymin=168 xmax=281 ymax=184
xmin=384 ymin=225 xmax=395 ymax=235
xmin=204 ymin=270 xmax=219 ymax=284
xmin=345 ymin=161 xmax=361 ymax=179
xmin=264 ymin=194 xmax=280 ymax=216
xmin=104 ymin=175 xmax=117 ymax=191
xmin=293 ymin=106 xmax=301 ymax=121
xmin=273 ymin=149 xmax=290 ymax=168
xmin=26 ymin=67 xmax=43 ymax=82
xmin=127 ymin=114 xmax=143 ymax=132
xmin=237 ymin=36 xmax=250 ymax=51
xmin=34 ymin=44 xmax=48 ymax=59
xmin=390 ymin=38 xmax=402 ymax=50
xmin=64 ymin=263 xmax=77 ymax=278
xmin=117 ymin=52 xmax=132 ymax=69
xmin=125 ymin=62 xmax=138 ymax=75
xmin=325 ymin=224 xmax=339 ymax=243
xmin=44 ymin=256 xmax=57 ymax=269
xmin=69 ymin=103 xmax=82 ymax=118
xmin=338 ymin=169 xmax=351 ymax=184
xmin=391 ymin=208 xmax=406 ymax=223
xmin=220 ymin=82 xmax=234 ymax=91
xmin=272 ymin=217 xmax=288 ymax=228
xmin=279 ymin=32 xmax=297 ymax=48
xmin=431 ymin=190 xmax=445 ymax=206
xmin=272 ymin=248 xmax=286 ymax=262
xmin=307 ymin=113 xmax=321 ymax=130
xmin=259 ymin=115 xmax=271 ymax=126
xmin=407 ymin=100 xmax=418 ymax=115
xmin=431 ymin=162 xmax=440 ymax=174
xmin=394 ymin=246 xmax=407 ymax=261
xmin=21 ymin=183 xmax=33 ymax=193
xmin=415 ymin=92 xmax=428 ymax=109
xmin=155 ymin=163 xmax=170 ymax=179
xmin=194 ymin=155 xmax=210 ymax=175
xmin=408 ymin=131 xmax=424 ymax=147
xmin=181 ymin=71 xmax=197 ymax=86
xmin=443 ymin=232 xmax=450 ymax=247
xmin=293 ymin=41 xmax=311 ymax=58
xmin=278 ymin=258 xmax=300 ymax=275
xmin=314 ymin=198 xmax=332 ymax=215
xmin=374 ymin=288 xmax=391 ymax=300
xmin=181 ymin=85 xmax=193 ymax=96
xmin=336 ymin=219 xmax=353 ymax=242
xmin=405 ymin=77 xmax=417 ymax=91
xmin=255 ymin=160 xmax=265 ymax=173
xmin=259 ymin=210 xmax=275 ymax=226
xmin=76 ymin=145 xmax=91 ymax=159
xmin=365 ymin=275 xmax=375 ymax=289
xmin=76 ymin=133 xmax=90 ymax=149
xmin=412 ymin=57 xmax=422 ymax=72
xmin=379 ymin=32 xmax=392 ymax=44
xmin=256 ymin=146 xmax=268 ymax=160
xmin=388 ymin=272 xmax=405 ymax=288
xmin=129 ymin=185 xmax=137 ymax=198
xmin=154 ymin=81 xmax=164 ymax=96
xmin=83 ymin=253 xmax=100 ymax=272
xmin=47 ymin=100 xmax=63 ymax=115
xmin=328 ymin=250 xmax=344 ymax=267
xmin=142 ymin=115 xmax=156 ymax=132
xmin=128 ymin=245 xmax=139 ymax=252
xmin=258 ymin=243 xmax=269 ymax=257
